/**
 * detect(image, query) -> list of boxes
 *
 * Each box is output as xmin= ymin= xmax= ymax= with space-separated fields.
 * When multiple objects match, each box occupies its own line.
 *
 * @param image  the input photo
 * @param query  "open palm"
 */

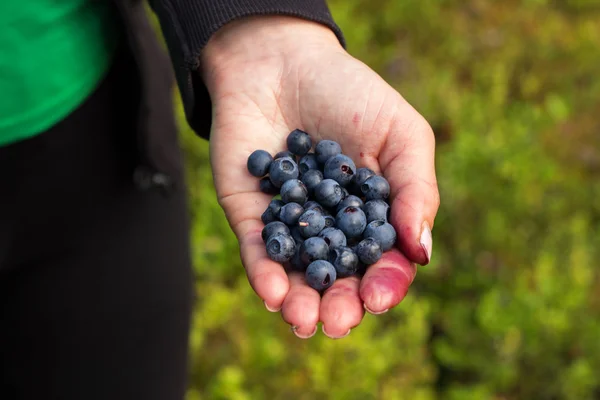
xmin=202 ymin=17 xmax=439 ymax=339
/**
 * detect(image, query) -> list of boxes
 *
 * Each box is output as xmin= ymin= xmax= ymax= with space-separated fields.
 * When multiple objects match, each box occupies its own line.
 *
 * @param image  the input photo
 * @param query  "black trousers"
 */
xmin=0 ymin=47 xmax=194 ymax=399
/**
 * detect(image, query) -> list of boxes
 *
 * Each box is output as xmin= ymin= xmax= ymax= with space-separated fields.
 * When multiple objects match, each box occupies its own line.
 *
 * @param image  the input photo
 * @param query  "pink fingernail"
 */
xmin=364 ymin=303 xmax=389 ymax=315
xmin=264 ymin=301 xmax=281 ymax=313
xmin=420 ymin=221 xmax=432 ymax=263
xmin=293 ymin=325 xmax=318 ymax=339
xmin=322 ymin=325 xmax=351 ymax=339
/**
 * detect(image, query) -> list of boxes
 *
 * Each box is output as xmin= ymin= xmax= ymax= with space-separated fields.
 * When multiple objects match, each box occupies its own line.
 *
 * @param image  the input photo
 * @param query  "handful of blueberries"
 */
xmin=247 ymin=129 xmax=397 ymax=294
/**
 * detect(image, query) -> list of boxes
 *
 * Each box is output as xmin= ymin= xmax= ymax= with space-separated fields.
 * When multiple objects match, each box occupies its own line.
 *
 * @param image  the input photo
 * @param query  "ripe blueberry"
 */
xmin=247 ymin=149 xmax=273 ymax=177
xmin=364 ymin=220 xmax=397 ymax=251
xmin=318 ymin=227 xmax=347 ymax=249
xmin=315 ymin=140 xmax=342 ymax=164
xmin=349 ymin=167 xmax=376 ymax=195
xmin=329 ymin=246 xmax=359 ymax=278
xmin=336 ymin=195 xmax=364 ymax=214
xmin=299 ymin=236 xmax=329 ymax=266
xmin=261 ymin=199 xmax=285 ymax=225
xmin=266 ymin=233 xmax=296 ymax=262
xmin=298 ymin=154 xmax=319 ymax=174
xmin=305 ymin=260 xmax=337 ymax=292
xmin=279 ymin=202 xmax=305 ymax=225
xmin=269 ymin=156 xmax=299 ymax=188
xmin=259 ymin=177 xmax=279 ymax=195
xmin=300 ymin=169 xmax=323 ymax=196
xmin=324 ymin=154 xmax=356 ymax=187
xmin=298 ymin=209 xmax=326 ymax=238
xmin=262 ymin=221 xmax=290 ymax=243
xmin=361 ymin=175 xmax=391 ymax=201
xmin=287 ymin=129 xmax=312 ymax=156
xmin=363 ymin=199 xmax=390 ymax=223
xmin=314 ymin=179 xmax=343 ymax=208
xmin=280 ymin=179 xmax=308 ymax=205
xmin=356 ymin=237 xmax=382 ymax=265
xmin=335 ymin=206 xmax=367 ymax=239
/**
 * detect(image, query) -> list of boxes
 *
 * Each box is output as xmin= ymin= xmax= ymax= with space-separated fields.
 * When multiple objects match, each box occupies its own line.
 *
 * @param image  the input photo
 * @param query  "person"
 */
xmin=0 ymin=0 xmax=440 ymax=398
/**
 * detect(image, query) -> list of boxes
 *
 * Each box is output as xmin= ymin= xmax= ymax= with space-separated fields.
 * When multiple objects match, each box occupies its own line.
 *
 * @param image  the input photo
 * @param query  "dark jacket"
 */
xmin=110 ymin=0 xmax=345 ymax=193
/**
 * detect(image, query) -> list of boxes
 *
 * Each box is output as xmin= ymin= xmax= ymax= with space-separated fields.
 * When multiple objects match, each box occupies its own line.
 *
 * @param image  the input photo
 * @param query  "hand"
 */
xmin=200 ymin=16 xmax=439 ymax=339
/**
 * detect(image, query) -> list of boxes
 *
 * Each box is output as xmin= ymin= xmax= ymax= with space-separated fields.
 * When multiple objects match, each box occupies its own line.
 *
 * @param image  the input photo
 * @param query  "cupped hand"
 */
xmin=199 ymin=16 xmax=439 ymax=339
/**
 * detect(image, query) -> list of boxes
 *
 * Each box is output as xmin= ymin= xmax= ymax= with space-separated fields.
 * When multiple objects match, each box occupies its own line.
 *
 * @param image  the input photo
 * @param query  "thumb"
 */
xmin=379 ymin=110 xmax=439 ymax=266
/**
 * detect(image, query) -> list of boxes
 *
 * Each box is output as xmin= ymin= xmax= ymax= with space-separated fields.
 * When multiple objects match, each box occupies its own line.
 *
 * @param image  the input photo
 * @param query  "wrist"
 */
xmin=199 ymin=16 xmax=343 ymax=94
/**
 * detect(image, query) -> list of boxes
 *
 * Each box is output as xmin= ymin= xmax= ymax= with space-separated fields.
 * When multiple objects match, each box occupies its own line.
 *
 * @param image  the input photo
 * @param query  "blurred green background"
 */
xmin=156 ymin=1 xmax=600 ymax=399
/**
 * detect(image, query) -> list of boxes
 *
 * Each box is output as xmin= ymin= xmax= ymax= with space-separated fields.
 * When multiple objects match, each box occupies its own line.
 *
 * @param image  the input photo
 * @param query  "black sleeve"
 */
xmin=147 ymin=0 xmax=346 ymax=140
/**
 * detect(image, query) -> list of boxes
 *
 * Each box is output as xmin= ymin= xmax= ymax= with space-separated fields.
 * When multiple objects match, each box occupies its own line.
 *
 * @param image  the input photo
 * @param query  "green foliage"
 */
xmin=154 ymin=1 xmax=600 ymax=398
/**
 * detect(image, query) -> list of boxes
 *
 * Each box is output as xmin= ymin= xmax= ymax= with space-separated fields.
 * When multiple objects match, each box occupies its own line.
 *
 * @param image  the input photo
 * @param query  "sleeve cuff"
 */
xmin=151 ymin=0 xmax=345 ymax=139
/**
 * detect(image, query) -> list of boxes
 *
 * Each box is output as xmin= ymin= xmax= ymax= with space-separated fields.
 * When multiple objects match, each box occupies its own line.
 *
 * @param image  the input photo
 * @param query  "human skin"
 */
xmin=200 ymin=16 xmax=439 ymax=339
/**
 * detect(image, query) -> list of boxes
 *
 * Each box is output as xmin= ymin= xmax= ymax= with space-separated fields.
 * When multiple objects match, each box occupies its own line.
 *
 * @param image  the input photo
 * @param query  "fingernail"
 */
xmin=364 ymin=303 xmax=389 ymax=315
xmin=322 ymin=325 xmax=351 ymax=339
xmin=420 ymin=221 xmax=433 ymax=263
xmin=291 ymin=325 xmax=318 ymax=339
xmin=264 ymin=301 xmax=281 ymax=313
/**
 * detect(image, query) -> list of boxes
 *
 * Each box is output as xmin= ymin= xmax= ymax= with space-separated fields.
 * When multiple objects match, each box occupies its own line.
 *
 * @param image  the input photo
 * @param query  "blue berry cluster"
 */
xmin=247 ymin=129 xmax=397 ymax=293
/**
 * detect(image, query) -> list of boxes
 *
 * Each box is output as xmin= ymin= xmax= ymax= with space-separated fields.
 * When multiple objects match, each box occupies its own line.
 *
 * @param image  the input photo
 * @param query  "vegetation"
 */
xmin=157 ymin=1 xmax=600 ymax=398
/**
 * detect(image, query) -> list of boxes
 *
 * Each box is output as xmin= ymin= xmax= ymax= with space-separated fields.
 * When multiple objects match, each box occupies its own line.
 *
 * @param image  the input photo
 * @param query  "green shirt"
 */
xmin=0 ymin=0 xmax=120 ymax=146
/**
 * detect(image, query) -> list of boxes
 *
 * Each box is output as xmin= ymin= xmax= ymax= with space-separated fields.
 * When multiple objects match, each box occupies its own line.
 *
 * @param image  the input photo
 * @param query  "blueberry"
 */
xmin=324 ymin=154 xmax=356 ymax=187
xmin=280 ymin=179 xmax=308 ymax=205
xmin=349 ymin=167 xmax=376 ymax=195
xmin=318 ymin=227 xmax=347 ymax=249
xmin=279 ymin=202 xmax=305 ymax=225
xmin=299 ymin=236 xmax=329 ymax=265
xmin=329 ymin=246 xmax=359 ymax=278
xmin=315 ymin=140 xmax=342 ymax=164
xmin=298 ymin=154 xmax=319 ymax=174
xmin=336 ymin=195 xmax=364 ymax=214
xmin=323 ymin=215 xmax=335 ymax=228
xmin=300 ymin=169 xmax=323 ymax=196
xmin=314 ymin=179 xmax=344 ymax=208
xmin=290 ymin=226 xmax=305 ymax=247
xmin=275 ymin=150 xmax=296 ymax=160
xmin=269 ymin=156 xmax=299 ymax=188
xmin=247 ymin=149 xmax=273 ymax=177
xmin=259 ymin=177 xmax=279 ymax=195
xmin=364 ymin=220 xmax=397 ymax=251
xmin=262 ymin=221 xmax=290 ymax=243
xmin=261 ymin=199 xmax=285 ymax=225
xmin=305 ymin=260 xmax=337 ymax=292
xmin=356 ymin=237 xmax=382 ymax=265
xmin=298 ymin=209 xmax=326 ymax=238
xmin=335 ymin=206 xmax=367 ymax=239
xmin=363 ymin=199 xmax=390 ymax=223
xmin=361 ymin=175 xmax=390 ymax=201
xmin=287 ymin=129 xmax=312 ymax=156
xmin=289 ymin=247 xmax=306 ymax=272
xmin=266 ymin=233 xmax=296 ymax=262
xmin=303 ymin=201 xmax=327 ymax=215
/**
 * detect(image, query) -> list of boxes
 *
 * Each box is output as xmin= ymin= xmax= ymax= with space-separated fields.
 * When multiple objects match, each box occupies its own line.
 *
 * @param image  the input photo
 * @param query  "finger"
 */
xmin=281 ymin=272 xmax=321 ymax=338
xmin=359 ymin=248 xmax=417 ymax=314
xmin=233 ymin=215 xmax=290 ymax=311
xmin=379 ymin=108 xmax=440 ymax=265
xmin=319 ymin=276 xmax=364 ymax=339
